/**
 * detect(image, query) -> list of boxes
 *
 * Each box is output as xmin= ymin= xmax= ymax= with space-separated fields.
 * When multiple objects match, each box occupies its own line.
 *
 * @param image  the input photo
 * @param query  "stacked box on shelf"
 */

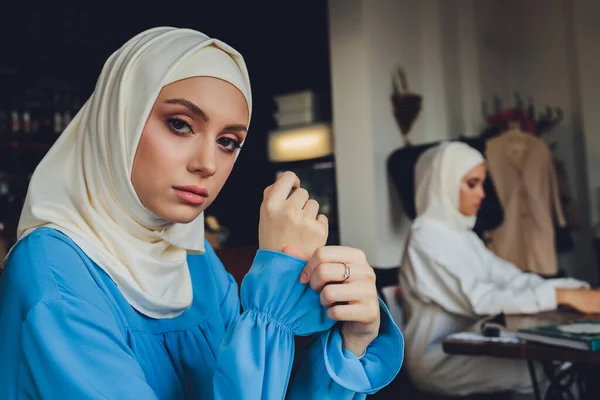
xmin=273 ymin=90 xmax=320 ymax=128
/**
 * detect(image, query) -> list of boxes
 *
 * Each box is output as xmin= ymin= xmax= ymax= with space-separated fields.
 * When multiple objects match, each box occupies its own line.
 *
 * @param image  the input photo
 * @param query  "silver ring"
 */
xmin=343 ymin=263 xmax=351 ymax=281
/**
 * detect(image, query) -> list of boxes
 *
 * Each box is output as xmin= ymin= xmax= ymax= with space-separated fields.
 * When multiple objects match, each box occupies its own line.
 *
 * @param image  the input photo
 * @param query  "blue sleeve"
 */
xmin=286 ymin=299 xmax=404 ymax=399
xmin=212 ymin=248 xmax=404 ymax=399
xmin=19 ymin=299 xmax=158 ymax=400
xmin=213 ymin=249 xmax=336 ymax=399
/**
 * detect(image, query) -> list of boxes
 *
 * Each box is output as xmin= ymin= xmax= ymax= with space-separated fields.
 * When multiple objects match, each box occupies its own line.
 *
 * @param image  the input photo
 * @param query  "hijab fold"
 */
xmin=16 ymin=27 xmax=252 ymax=319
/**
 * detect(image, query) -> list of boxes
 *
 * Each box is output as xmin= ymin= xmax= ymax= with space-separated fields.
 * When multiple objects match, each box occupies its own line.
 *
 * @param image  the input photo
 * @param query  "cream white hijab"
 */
xmin=414 ymin=142 xmax=485 ymax=231
xmin=16 ymin=27 xmax=252 ymax=319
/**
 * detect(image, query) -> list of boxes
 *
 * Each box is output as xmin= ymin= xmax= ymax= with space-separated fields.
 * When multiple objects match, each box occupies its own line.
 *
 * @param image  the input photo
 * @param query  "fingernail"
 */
xmin=300 ymin=272 xmax=308 ymax=284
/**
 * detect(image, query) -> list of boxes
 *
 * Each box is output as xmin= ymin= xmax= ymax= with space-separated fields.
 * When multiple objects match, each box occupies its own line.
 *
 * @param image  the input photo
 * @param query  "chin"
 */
xmin=461 ymin=209 xmax=478 ymax=217
xmin=159 ymin=205 xmax=205 ymax=224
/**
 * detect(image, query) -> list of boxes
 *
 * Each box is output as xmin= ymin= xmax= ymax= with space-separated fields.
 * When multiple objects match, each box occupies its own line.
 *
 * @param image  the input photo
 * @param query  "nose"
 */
xmin=188 ymin=140 xmax=217 ymax=177
xmin=477 ymin=186 xmax=486 ymax=200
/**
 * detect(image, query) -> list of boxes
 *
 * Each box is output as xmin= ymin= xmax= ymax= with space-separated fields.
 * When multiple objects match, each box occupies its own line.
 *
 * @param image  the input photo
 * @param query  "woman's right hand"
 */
xmin=259 ymin=171 xmax=328 ymax=260
xmin=556 ymin=288 xmax=600 ymax=314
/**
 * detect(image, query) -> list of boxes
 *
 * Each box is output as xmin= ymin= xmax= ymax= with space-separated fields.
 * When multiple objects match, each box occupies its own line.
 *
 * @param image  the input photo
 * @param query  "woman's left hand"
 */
xmin=295 ymin=246 xmax=381 ymax=357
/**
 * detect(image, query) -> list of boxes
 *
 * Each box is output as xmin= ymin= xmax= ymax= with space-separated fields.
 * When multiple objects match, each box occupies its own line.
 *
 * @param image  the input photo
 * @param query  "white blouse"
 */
xmin=399 ymin=219 xmax=587 ymax=395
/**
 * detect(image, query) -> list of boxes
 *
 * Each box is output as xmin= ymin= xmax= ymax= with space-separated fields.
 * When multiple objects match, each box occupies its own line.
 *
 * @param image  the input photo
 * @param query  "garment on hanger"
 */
xmin=485 ymin=129 xmax=566 ymax=276
xmin=481 ymin=103 xmax=576 ymax=255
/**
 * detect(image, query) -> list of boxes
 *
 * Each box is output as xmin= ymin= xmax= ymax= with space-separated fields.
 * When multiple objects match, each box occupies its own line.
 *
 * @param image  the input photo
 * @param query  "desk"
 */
xmin=443 ymin=310 xmax=600 ymax=399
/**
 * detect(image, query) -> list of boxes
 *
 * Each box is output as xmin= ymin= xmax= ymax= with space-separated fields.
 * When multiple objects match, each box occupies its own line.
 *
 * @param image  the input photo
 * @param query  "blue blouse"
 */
xmin=0 ymin=227 xmax=403 ymax=399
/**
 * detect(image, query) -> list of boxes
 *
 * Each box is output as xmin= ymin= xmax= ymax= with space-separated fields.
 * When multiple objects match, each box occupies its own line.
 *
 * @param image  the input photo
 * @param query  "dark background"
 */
xmin=0 ymin=0 xmax=333 ymax=246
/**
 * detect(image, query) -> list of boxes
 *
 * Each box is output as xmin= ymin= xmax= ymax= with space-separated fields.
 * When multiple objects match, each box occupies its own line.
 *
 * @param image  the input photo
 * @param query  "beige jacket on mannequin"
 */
xmin=485 ymin=129 xmax=565 ymax=276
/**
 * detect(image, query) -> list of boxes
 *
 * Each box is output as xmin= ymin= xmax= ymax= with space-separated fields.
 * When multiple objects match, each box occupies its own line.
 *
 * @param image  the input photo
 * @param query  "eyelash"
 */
xmin=218 ymin=137 xmax=243 ymax=153
xmin=165 ymin=117 xmax=243 ymax=153
xmin=166 ymin=117 xmax=193 ymax=135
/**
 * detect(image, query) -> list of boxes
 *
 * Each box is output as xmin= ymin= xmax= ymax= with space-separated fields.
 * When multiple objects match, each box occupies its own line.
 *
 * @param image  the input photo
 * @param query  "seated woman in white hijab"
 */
xmin=399 ymin=142 xmax=598 ymax=396
xmin=0 ymin=27 xmax=403 ymax=399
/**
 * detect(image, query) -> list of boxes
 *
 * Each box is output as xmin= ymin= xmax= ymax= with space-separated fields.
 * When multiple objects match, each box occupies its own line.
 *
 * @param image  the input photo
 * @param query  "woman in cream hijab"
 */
xmin=399 ymin=142 xmax=597 ymax=396
xmin=0 ymin=27 xmax=403 ymax=399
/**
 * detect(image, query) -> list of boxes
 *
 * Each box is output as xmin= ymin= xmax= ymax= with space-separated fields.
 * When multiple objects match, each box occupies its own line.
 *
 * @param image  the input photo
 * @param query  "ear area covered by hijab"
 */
xmin=15 ymin=27 xmax=252 ymax=319
xmin=413 ymin=142 xmax=485 ymax=231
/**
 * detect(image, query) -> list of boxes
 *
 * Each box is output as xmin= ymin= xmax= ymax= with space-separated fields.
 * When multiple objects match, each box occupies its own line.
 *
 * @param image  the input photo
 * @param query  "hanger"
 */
xmin=481 ymin=94 xmax=503 ymax=121
xmin=480 ymin=92 xmax=563 ymax=139
xmin=513 ymin=91 xmax=523 ymax=111
xmin=527 ymin=96 xmax=535 ymax=121
xmin=536 ymin=106 xmax=563 ymax=135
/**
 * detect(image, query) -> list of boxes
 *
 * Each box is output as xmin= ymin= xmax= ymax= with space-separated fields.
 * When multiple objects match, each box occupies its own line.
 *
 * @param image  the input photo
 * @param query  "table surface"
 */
xmin=442 ymin=309 xmax=600 ymax=364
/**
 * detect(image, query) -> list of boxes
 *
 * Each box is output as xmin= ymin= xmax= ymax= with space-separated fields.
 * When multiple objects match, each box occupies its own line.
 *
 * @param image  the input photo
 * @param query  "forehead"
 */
xmin=157 ymin=76 xmax=249 ymax=121
xmin=158 ymin=77 xmax=242 ymax=101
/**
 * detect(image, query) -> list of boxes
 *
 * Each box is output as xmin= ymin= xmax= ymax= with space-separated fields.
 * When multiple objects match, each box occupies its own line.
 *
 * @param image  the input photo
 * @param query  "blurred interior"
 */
xmin=2 ymin=1 xmax=600 ymax=398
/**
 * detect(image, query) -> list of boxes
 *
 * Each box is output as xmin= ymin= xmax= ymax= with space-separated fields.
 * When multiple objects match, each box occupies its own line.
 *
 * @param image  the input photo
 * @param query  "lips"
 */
xmin=173 ymin=186 xmax=208 ymax=206
xmin=173 ymin=186 xmax=208 ymax=197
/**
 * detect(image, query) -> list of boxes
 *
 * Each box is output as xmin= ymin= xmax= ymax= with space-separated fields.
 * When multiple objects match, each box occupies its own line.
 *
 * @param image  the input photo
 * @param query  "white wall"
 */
xmin=456 ymin=0 xmax=485 ymax=137
xmin=329 ymin=0 xmax=600 ymax=280
xmin=474 ymin=0 xmax=598 ymax=282
xmin=572 ymin=0 xmax=600 ymax=225
xmin=328 ymin=0 xmax=408 ymax=268
xmin=571 ymin=0 xmax=600 ymax=283
xmin=328 ymin=0 xmax=480 ymax=267
xmin=327 ymin=0 xmax=381 ymax=267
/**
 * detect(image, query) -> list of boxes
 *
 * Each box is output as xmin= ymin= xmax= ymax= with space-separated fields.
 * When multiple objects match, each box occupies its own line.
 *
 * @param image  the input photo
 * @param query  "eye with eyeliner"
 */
xmin=467 ymin=179 xmax=479 ymax=189
xmin=166 ymin=117 xmax=193 ymax=136
xmin=165 ymin=116 xmax=243 ymax=153
xmin=217 ymin=136 xmax=243 ymax=153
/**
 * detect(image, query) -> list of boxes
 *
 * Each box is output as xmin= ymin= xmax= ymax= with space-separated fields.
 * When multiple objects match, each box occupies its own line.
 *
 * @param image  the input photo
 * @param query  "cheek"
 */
xmin=133 ymin=120 xmax=184 ymax=192
xmin=139 ymin=122 xmax=172 ymax=163
xmin=213 ymin=155 xmax=237 ymax=188
xmin=459 ymin=187 xmax=474 ymax=206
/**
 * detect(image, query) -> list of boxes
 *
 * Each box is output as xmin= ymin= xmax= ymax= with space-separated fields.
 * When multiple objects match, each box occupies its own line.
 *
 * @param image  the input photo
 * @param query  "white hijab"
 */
xmin=16 ymin=27 xmax=252 ymax=319
xmin=414 ymin=142 xmax=485 ymax=231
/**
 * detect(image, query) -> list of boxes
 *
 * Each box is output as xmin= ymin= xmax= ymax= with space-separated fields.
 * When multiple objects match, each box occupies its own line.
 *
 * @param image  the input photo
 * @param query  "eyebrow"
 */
xmin=468 ymin=177 xmax=486 ymax=183
xmin=225 ymin=124 xmax=248 ymax=132
xmin=165 ymin=98 xmax=247 ymax=132
xmin=165 ymin=98 xmax=209 ymax=121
